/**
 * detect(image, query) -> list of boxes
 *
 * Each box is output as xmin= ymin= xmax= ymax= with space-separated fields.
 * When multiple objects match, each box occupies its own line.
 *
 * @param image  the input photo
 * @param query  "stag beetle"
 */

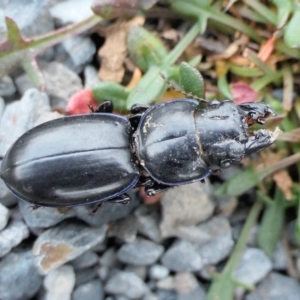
xmin=1 ymin=85 xmax=277 ymax=207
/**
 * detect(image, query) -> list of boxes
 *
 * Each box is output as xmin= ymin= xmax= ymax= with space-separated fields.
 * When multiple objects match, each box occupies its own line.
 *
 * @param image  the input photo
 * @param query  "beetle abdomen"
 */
xmin=135 ymin=99 xmax=209 ymax=185
xmin=1 ymin=114 xmax=139 ymax=206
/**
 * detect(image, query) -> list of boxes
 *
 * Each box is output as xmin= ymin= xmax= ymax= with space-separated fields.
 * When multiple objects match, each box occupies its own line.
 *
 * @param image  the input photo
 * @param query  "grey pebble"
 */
xmin=71 ymin=250 xmax=99 ymax=270
xmin=0 ymin=219 xmax=29 ymax=258
xmin=117 ymin=238 xmax=164 ymax=266
xmin=32 ymin=221 xmax=107 ymax=274
xmin=72 ymin=279 xmax=104 ymax=300
xmin=55 ymin=35 xmax=96 ymax=74
xmin=161 ymin=239 xmax=203 ymax=272
xmin=19 ymin=200 xmax=76 ymax=229
xmin=0 ymin=202 xmax=9 ymax=231
xmin=0 ymin=89 xmax=50 ymax=156
xmin=75 ymin=266 xmax=98 ymax=287
xmin=0 ymin=96 xmax=4 ymax=117
xmin=156 ymin=276 xmax=175 ymax=290
xmin=246 ymin=272 xmax=300 ymax=300
xmin=105 ymin=271 xmax=148 ymax=299
xmin=135 ymin=205 xmax=162 ymax=243
xmin=174 ymin=272 xmax=206 ymax=300
xmin=271 ymin=241 xmax=288 ymax=270
xmin=149 ymin=264 xmax=170 ymax=280
xmin=50 ymin=0 xmax=94 ymax=25
xmin=160 ymin=183 xmax=214 ymax=238
xmin=0 ymin=76 xmax=16 ymax=97
xmin=84 ymin=65 xmax=101 ymax=89
xmin=124 ymin=265 xmax=147 ymax=280
xmin=156 ymin=290 xmax=176 ymax=300
xmin=44 ymin=265 xmax=75 ymax=300
xmin=234 ymin=247 xmax=272 ymax=298
xmin=108 ymin=214 xmax=138 ymax=243
xmin=42 ymin=61 xmax=83 ymax=110
xmin=177 ymin=216 xmax=234 ymax=266
xmin=0 ymin=248 xmax=43 ymax=300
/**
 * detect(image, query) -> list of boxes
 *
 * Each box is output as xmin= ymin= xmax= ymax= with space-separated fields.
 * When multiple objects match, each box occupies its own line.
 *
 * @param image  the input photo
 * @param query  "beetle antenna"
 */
xmin=159 ymin=72 xmax=208 ymax=104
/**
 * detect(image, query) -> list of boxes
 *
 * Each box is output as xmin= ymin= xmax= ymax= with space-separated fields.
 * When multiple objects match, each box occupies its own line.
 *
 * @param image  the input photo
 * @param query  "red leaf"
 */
xmin=230 ymin=82 xmax=258 ymax=104
xmin=66 ymin=89 xmax=97 ymax=115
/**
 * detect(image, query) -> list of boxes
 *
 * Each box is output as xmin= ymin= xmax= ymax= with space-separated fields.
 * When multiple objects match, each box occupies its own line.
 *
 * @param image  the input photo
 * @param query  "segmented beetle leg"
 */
xmin=145 ymin=183 xmax=171 ymax=196
xmin=93 ymin=100 xmax=114 ymax=113
xmin=130 ymin=104 xmax=149 ymax=115
xmin=28 ymin=204 xmax=41 ymax=211
xmin=106 ymin=193 xmax=131 ymax=205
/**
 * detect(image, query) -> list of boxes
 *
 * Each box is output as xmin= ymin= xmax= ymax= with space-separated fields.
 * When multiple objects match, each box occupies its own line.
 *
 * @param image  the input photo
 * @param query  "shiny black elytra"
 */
xmin=1 ymin=98 xmax=276 ymax=207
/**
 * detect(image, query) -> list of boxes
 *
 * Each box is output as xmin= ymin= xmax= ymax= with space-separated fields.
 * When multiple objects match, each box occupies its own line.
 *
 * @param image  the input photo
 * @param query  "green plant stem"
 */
xmin=169 ymin=0 xmax=262 ymax=42
xmin=163 ymin=21 xmax=202 ymax=66
xmin=207 ymin=200 xmax=263 ymax=300
xmin=243 ymin=0 xmax=277 ymax=25
xmin=30 ymin=15 xmax=101 ymax=52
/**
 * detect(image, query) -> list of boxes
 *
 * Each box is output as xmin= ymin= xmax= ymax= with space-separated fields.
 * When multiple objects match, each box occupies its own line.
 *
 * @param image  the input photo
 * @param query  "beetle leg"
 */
xmin=131 ymin=104 xmax=149 ymax=114
xmin=105 ymin=193 xmax=131 ymax=205
xmin=145 ymin=183 xmax=171 ymax=196
xmin=90 ymin=100 xmax=114 ymax=113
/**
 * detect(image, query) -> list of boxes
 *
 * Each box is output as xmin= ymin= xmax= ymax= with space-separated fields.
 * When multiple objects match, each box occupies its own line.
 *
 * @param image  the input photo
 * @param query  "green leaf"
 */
xmin=126 ymin=65 xmax=167 ymax=109
xmin=217 ymin=74 xmax=232 ymax=99
xmin=127 ymin=25 xmax=168 ymax=72
xmin=284 ymin=10 xmax=300 ymax=48
xmin=272 ymin=0 xmax=292 ymax=28
xmin=92 ymin=81 xmax=129 ymax=111
xmin=179 ymin=62 xmax=205 ymax=98
xmin=257 ymin=188 xmax=285 ymax=256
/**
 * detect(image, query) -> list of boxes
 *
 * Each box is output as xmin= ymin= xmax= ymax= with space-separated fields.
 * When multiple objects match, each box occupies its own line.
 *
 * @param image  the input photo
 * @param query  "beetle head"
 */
xmin=195 ymin=100 xmax=279 ymax=170
xmin=237 ymin=102 xmax=277 ymax=126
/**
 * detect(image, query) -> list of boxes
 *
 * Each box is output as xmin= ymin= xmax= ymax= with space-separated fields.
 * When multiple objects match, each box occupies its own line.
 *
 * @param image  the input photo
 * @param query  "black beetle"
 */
xmin=1 ymin=94 xmax=277 ymax=207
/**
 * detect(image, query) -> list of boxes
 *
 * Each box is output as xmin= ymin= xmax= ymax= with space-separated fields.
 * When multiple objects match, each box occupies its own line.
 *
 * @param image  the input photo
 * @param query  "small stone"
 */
xmin=161 ymin=239 xmax=203 ymax=272
xmin=75 ymin=193 xmax=139 ymax=227
xmin=0 ymin=89 xmax=50 ymax=156
xmin=0 ymin=76 xmax=16 ymax=97
xmin=98 ymin=248 xmax=122 ymax=281
xmin=84 ymin=65 xmax=101 ymax=89
xmin=0 ymin=248 xmax=43 ymax=300
xmin=75 ymin=267 xmax=98 ymax=287
xmin=271 ymin=242 xmax=288 ymax=270
xmin=73 ymin=279 xmax=104 ymax=300
xmin=160 ymin=183 xmax=214 ymax=238
xmin=117 ymin=238 xmax=164 ymax=266
xmin=149 ymin=264 xmax=170 ymax=280
xmin=105 ymin=271 xmax=147 ymax=299
xmin=143 ymin=293 xmax=159 ymax=300
xmin=33 ymin=221 xmax=107 ymax=274
xmin=71 ymin=250 xmax=99 ymax=270
xmin=50 ymin=0 xmax=94 ymax=25
xmin=125 ymin=265 xmax=147 ymax=280
xmin=108 ymin=214 xmax=138 ymax=243
xmin=42 ymin=62 xmax=83 ymax=110
xmin=174 ymin=272 xmax=206 ymax=300
xmin=0 ymin=202 xmax=9 ymax=231
xmin=135 ymin=204 xmax=162 ymax=243
xmin=156 ymin=290 xmax=177 ymax=300
xmin=55 ymin=35 xmax=96 ymax=74
xmin=0 ymin=97 xmax=4 ymax=117
xmin=246 ymin=272 xmax=300 ymax=300
xmin=176 ymin=216 xmax=234 ymax=266
xmin=19 ymin=201 xmax=76 ymax=229
xmin=234 ymin=248 xmax=272 ymax=298
xmin=44 ymin=265 xmax=75 ymax=300
xmin=156 ymin=276 xmax=175 ymax=290
xmin=0 ymin=219 xmax=29 ymax=258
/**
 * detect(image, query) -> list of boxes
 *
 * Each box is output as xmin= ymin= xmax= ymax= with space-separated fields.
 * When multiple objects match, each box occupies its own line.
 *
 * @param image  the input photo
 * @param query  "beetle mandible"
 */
xmin=1 ymin=82 xmax=278 ymax=207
